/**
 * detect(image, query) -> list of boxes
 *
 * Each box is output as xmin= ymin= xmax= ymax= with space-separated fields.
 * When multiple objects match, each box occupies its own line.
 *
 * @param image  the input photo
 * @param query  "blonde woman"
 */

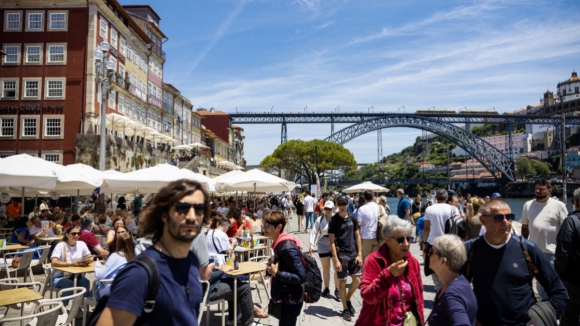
xmin=295 ymin=192 xmax=305 ymax=232
xmin=466 ymin=197 xmax=485 ymax=239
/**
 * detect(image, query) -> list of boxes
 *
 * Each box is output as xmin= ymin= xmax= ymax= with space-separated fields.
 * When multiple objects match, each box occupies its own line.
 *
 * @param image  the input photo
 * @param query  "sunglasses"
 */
xmin=175 ymin=202 xmax=205 ymax=216
xmin=390 ymin=236 xmax=413 ymax=244
xmin=428 ymin=247 xmax=441 ymax=257
xmin=69 ymin=232 xmax=80 ymax=236
xmin=485 ymin=213 xmax=516 ymax=223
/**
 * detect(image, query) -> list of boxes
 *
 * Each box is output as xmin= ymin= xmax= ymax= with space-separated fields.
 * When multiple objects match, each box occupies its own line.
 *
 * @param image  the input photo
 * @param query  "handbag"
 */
xmin=267 ymin=299 xmax=283 ymax=320
xmin=397 ymin=281 xmax=418 ymax=326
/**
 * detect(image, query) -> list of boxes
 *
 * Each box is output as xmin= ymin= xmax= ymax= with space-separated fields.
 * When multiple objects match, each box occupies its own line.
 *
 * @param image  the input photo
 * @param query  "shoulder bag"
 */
xmin=397 ymin=280 xmax=417 ymax=326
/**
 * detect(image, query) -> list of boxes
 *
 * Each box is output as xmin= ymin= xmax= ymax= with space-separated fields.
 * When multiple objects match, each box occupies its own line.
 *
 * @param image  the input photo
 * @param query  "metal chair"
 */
xmin=0 ymin=250 xmax=35 ymax=282
xmin=0 ymin=301 xmax=63 ymax=326
xmin=82 ymin=279 xmax=113 ymax=326
xmin=40 ymin=287 xmax=86 ymax=326
xmin=248 ymin=256 xmax=271 ymax=303
xmin=198 ymin=280 xmax=226 ymax=326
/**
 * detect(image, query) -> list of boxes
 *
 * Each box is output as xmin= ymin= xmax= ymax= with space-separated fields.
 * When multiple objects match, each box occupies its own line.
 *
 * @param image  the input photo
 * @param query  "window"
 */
xmin=0 ymin=116 xmax=16 ymax=138
xmin=110 ymin=29 xmax=118 ymax=49
xmin=109 ymin=56 xmax=117 ymax=71
xmin=42 ymin=152 xmax=62 ymax=164
xmin=126 ymin=44 xmax=132 ymax=61
xmin=118 ymin=95 xmax=124 ymax=113
xmin=48 ymin=11 xmax=67 ymax=30
xmin=99 ymin=18 xmax=108 ymax=40
xmin=25 ymin=44 xmax=42 ymax=65
xmin=119 ymin=64 xmax=125 ymax=79
xmin=20 ymin=116 xmax=39 ymax=138
xmin=4 ymin=11 xmax=22 ymax=31
xmin=1 ymin=79 xmax=18 ymax=99
xmin=120 ymin=38 xmax=126 ymax=56
xmin=45 ymin=78 xmax=65 ymax=99
xmin=26 ymin=12 xmax=44 ymax=31
xmin=22 ymin=78 xmax=41 ymax=100
xmin=3 ymin=45 xmax=19 ymax=64
xmin=43 ymin=115 xmax=64 ymax=138
xmin=108 ymin=90 xmax=115 ymax=108
xmin=124 ymin=98 xmax=130 ymax=115
xmin=46 ymin=44 xmax=66 ymax=64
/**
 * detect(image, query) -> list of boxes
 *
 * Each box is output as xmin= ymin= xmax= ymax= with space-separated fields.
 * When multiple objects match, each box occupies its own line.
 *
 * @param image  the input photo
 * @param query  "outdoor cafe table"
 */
xmin=35 ymin=236 xmax=62 ymax=243
xmin=0 ymin=287 xmax=43 ymax=306
xmin=234 ymin=245 xmax=268 ymax=261
xmin=224 ymin=261 xmax=268 ymax=326
xmin=51 ymin=262 xmax=95 ymax=288
xmin=0 ymin=244 xmax=29 ymax=251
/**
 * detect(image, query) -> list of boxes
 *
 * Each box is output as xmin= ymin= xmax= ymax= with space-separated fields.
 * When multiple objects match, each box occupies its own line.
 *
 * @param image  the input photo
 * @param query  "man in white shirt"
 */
xmin=303 ymin=192 xmax=317 ymax=232
xmin=356 ymin=190 xmax=383 ymax=263
xmin=521 ymin=179 xmax=568 ymax=299
xmin=423 ymin=188 xmax=459 ymax=291
xmin=30 ymin=216 xmax=56 ymax=238
xmin=39 ymin=199 xmax=51 ymax=214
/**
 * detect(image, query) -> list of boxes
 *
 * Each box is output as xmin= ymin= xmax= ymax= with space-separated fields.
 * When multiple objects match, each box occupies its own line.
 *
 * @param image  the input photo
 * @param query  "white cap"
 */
xmin=324 ymin=201 xmax=335 ymax=209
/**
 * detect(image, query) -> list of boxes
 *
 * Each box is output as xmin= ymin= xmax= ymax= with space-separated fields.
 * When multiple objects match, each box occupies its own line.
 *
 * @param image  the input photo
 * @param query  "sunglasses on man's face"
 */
xmin=390 ymin=236 xmax=413 ymax=244
xmin=486 ymin=213 xmax=516 ymax=223
xmin=175 ymin=202 xmax=205 ymax=216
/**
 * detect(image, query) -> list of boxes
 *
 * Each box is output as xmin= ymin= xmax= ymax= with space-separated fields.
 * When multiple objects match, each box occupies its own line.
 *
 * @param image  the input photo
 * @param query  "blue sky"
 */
xmin=123 ymin=0 xmax=580 ymax=165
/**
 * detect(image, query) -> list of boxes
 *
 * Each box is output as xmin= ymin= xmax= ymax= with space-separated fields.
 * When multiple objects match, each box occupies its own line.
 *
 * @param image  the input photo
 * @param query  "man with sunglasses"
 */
xmin=329 ymin=195 xmax=362 ymax=321
xmin=521 ymin=179 xmax=568 ymax=299
xmin=97 ymin=179 xmax=210 ymax=326
xmin=462 ymin=200 xmax=568 ymax=326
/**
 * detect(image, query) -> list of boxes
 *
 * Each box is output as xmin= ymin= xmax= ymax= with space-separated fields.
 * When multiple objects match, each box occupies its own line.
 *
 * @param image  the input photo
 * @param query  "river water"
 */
xmin=386 ymin=196 xmax=574 ymax=222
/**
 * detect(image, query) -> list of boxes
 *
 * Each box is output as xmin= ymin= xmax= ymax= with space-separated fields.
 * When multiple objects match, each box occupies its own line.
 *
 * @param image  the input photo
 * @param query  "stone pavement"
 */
xmin=202 ymin=212 xmax=436 ymax=326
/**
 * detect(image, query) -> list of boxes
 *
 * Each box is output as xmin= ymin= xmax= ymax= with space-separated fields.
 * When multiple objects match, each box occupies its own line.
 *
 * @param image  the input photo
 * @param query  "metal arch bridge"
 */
xmin=323 ymin=115 xmax=516 ymax=181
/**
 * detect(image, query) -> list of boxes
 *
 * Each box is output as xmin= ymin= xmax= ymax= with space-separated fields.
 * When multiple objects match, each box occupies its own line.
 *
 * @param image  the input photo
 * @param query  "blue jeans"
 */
xmin=305 ymin=212 xmax=315 ymax=230
xmin=54 ymin=275 xmax=91 ymax=305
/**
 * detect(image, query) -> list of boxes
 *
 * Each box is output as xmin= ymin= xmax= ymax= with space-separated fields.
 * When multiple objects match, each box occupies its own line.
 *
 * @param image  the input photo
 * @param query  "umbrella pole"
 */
xmin=111 ymin=193 xmax=113 ymax=209
xmin=35 ymin=194 xmax=38 ymax=208
xmin=21 ymin=187 xmax=25 ymax=216
xmin=253 ymin=183 xmax=256 ymax=214
xmin=76 ymin=189 xmax=80 ymax=215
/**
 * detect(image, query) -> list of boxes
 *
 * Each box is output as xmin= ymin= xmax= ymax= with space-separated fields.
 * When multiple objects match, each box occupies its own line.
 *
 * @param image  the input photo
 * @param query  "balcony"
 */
xmin=113 ymin=73 xmax=125 ymax=88
xmin=151 ymin=43 xmax=166 ymax=61
xmin=128 ymin=84 xmax=147 ymax=102
xmin=148 ymin=94 xmax=162 ymax=108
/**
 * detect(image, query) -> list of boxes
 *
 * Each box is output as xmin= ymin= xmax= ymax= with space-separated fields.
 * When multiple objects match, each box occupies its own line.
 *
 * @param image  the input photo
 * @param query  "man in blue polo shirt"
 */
xmin=396 ymin=188 xmax=411 ymax=222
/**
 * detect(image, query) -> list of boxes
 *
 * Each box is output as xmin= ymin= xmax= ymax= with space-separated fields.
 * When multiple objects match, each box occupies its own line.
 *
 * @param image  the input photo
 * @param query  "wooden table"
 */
xmin=0 ymin=244 xmax=28 ymax=251
xmin=0 ymin=287 xmax=43 ymax=306
xmin=234 ymin=245 xmax=268 ymax=261
xmin=36 ymin=236 xmax=62 ymax=243
xmin=224 ymin=262 xmax=269 ymax=326
xmin=52 ymin=262 xmax=95 ymax=288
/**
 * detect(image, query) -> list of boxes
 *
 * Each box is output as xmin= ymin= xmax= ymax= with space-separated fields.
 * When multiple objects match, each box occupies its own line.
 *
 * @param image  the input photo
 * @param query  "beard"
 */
xmin=166 ymin=216 xmax=199 ymax=243
xmin=535 ymin=193 xmax=549 ymax=200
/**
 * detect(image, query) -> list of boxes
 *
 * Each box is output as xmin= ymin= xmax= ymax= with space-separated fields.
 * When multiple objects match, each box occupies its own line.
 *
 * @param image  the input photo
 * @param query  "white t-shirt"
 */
xmin=206 ymin=229 xmax=230 ymax=266
xmin=50 ymin=241 xmax=91 ymax=278
xmin=39 ymin=203 xmax=50 ymax=212
xmin=520 ymin=198 xmax=568 ymax=254
xmin=424 ymin=203 xmax=460 ymax=245
xmin=303 ymin=196 xmax=316 ymax=213
xmin=357 ymin=201 xmax=381 ymax=239
xmin=30 ymin=220 xmax=55 ymax=237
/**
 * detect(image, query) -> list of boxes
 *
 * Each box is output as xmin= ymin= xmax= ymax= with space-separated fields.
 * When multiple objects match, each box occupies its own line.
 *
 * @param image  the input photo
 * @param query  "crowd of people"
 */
xmin=2 ymin=178 xmax=580 ymax=326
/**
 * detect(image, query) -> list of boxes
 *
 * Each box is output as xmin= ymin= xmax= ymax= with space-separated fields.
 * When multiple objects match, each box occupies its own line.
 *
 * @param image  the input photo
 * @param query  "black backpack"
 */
xmin=444 ymin=206 xmax=466 ymax=239
xmin=86 ymin=254 xmax=160 ymax=326
xmin=275 ymin=241 xmax=323 ymax=303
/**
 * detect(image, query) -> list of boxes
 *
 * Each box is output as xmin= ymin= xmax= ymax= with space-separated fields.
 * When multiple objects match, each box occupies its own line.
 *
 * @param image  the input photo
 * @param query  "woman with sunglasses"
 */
xmin=50 ymin=225 xmax=93 ymax=295
xmin=309 ymin=200 xmax=340 ymax=299
xmin=427 ymin=234 xmax=477 ymax=326
xmin=355 ymin=216 xmax=424 ymax=326
xmin=94 ymin=226 xmax=135 ymax=299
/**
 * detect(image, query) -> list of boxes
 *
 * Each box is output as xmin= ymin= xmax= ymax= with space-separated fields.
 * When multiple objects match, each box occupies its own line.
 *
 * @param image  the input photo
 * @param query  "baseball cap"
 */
xmin=491 ymin=193 xmax=501 ymax=198
xmin=324 ymin=201 xmax=335 ymax=209
xmin=336 ymin=196 xmax=348 ymax=204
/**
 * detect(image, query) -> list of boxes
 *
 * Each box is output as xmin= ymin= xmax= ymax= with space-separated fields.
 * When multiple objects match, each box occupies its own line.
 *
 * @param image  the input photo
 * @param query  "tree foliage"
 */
xmin=530 ymin=159 xmax=551 ymax=177
xmin=260 ymin=139 xmax=357 ymax=186
xmin=515 ymin=157 xmax=535 ymax=180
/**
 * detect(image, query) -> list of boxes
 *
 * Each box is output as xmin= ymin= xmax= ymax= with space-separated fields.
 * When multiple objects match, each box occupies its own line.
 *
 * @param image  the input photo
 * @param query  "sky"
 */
xmin=123 ymin=0 xmax=580 ymax=165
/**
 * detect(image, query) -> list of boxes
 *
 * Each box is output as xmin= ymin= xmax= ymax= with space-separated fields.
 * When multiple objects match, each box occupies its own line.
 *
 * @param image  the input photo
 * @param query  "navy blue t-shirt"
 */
xmin=106 ymin=246 xmax=202 ymax=325
xmin=427 ymin=274 xmax=477 ymax=326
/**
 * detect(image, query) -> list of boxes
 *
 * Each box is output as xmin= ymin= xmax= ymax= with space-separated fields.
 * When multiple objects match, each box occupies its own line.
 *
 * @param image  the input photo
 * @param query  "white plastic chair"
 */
xmin=40 ymin=286 xmax=86 ymax=326
xmin=0 ymin=301 xmax=63 ymax=326
xmin=198 ymin=280 xmax=226 ymax=326
xmin=0 ymin=250 xmax=36 ymax=282
xmin=30 ymin=245 xmax=51 ymax=269
xmin=82 ymin=279 xmax=113 ymax=326
xmin=248 ymin=256 xmax=271 ymax=303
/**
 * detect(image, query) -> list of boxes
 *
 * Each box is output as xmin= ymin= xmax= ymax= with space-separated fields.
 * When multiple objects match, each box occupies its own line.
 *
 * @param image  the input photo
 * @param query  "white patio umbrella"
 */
xmin=212 ymin=170 xmax=245 ymax=182
xmin=173 ymin=145 xmax=192 ymax=150
xmin=342 ymin=181 xmax=390 ymax=194
xmin=217 ymin=161 xmax=237 ymax=169
xmin=189 ymin=142 xmax=210 ymax=149
xmin=102 ymin=164 xmax=216 ymax=193
xmin=0 ymin=154 xmax=58 ymax=189
xmin=215 ymin=169 xmax=298 ymax=193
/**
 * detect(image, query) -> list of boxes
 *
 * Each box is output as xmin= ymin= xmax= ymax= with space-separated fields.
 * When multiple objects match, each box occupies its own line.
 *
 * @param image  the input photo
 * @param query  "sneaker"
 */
xmin=322 ymin=287 xmax=330 ymax=297
xmin=342 ymin=309 xmax=352 ymax=321
xmin=334 ymin=288 xmax=341 ymax=301
xmin=347 ymin=300 xmax=356 ymax=315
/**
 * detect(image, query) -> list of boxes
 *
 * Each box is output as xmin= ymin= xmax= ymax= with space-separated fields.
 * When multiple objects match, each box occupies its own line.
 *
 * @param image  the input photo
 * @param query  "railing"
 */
xmin=128 ymin=84 xmax=147 ymax=102
xmin=151 ymin=43 xmax=166 ymax=61
xmin=148 ymin=94 xmax=162 ymax=108
xmin=113 ymin=73 xmax=125 ymax=88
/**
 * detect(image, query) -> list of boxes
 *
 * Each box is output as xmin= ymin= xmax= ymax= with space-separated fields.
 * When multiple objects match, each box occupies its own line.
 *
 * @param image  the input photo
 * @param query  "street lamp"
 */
xmin=93 ymin=41 xmax=116 ymax=171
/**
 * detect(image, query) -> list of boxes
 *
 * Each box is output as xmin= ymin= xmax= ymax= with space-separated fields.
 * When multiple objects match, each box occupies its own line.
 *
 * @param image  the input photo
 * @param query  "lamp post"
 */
xmin=93 ymin=41 xmax=116 ymax=171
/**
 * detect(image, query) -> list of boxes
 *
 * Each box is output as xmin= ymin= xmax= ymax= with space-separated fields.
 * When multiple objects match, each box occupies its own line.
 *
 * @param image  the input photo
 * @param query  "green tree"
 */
xmin=530 ymin=159 xmax=551 ymax=177
xmin=260 ymin=139 xmax=357 ymax=186
xmin=515 ymin=157 xmax=535 ymax=180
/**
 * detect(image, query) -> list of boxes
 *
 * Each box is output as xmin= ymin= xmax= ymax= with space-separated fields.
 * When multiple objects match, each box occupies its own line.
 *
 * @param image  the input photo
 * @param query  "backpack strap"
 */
xmin=519 ymin=236 xmax=539 ymax=278
xmin=131 ymin=255 xmax=160 ymax=319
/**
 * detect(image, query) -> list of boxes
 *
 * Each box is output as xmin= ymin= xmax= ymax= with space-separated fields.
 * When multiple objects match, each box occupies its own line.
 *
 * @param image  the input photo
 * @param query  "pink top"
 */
xmin=388 ymin=276 xmax=414 ymax=326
